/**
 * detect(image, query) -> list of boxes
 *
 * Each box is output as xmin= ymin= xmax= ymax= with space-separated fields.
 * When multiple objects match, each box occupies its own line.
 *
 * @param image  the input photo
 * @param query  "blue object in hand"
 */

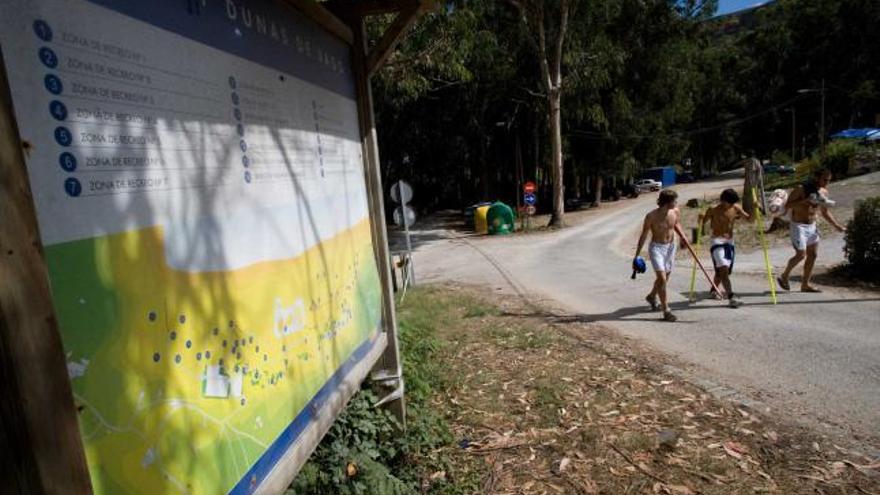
xmin=631 ymin=256 xmax=647 ymax=279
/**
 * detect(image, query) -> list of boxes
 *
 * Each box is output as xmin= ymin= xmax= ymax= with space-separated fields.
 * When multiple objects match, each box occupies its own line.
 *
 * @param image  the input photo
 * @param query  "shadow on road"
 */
xmin=501 ymin=293 xmax=880 ymax=325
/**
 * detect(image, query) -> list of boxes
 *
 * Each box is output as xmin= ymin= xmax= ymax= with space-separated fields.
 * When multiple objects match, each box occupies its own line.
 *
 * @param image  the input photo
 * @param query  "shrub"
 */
xmin=820 ymin=140 xmax=860 ymax=178
xmin=771 ymin=149 xmax=792 ymax=165
xmin=289 ymin=288 xmax=456 ymax=494
xmin=287 ymin=390 xmax=413 ymax=495
xmin=844 ymin=196 xmax=880 ymax=281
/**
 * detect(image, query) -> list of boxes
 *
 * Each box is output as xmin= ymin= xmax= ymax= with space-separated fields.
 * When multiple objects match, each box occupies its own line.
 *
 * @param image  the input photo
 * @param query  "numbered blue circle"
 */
xmin=59 ymin=152 xmax=77 ymax=172
xmin=54 ymin=126 xmax=72 ymax=146
xmin=49 ymin=100 xmax=67 ymax=121
xmin=230 ymin=92 xmax=239 ymax=105
xmin=228 ymin=76 xmax=237 ymax=89
xmin=241 ymin=155 xmax=250 ymax=168
xmin=39 ymin=47 xmax=58 ymax=68
xmin=239 ymin=140 xmax=247 ymax=152
xmin=64 ymin=178 xmax=82 ymax=197
xmin=33 ymin=20 xmax=53 ymax=42
xmin=244 ymin=171 xmax=252 ymax=183
xmin=44 ymin=74 xmax=63 ymax=95
xmin=233 ymin=108 xmax=242 ymax=121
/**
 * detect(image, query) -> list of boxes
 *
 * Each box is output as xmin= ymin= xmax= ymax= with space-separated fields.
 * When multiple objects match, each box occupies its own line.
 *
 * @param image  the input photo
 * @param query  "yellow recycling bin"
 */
xmin=474 ymin=205 xmax=491 ymax=234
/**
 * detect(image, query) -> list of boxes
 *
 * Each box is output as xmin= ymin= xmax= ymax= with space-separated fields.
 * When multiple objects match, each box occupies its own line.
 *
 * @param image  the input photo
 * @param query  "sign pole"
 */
xmin=399 ymin=180 xmax=415 ymax=286
xmin=752 ymin=187 xmax=778 ymax=305
xmin=351 ymin=16 xmax=406 ymax=425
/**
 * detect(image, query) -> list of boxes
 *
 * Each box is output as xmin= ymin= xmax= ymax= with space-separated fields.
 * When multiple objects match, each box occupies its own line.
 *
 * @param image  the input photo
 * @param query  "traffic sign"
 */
xmin=523 ymin=192 xmax=536 ymax=206
xmin=526 ymin=205 xmax=536 ymax=215
xmin=393 ymin=205 xmax=416 ymax=227
xmin=390 ymin=180 xmax=413 ymax=204
xmin=523 ymin=181 xmax=536 ymax=194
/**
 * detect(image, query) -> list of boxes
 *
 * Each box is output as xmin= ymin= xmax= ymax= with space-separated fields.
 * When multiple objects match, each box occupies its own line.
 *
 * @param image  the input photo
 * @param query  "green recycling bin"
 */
xmin=487 ymin=201 xmax=515 ymax=235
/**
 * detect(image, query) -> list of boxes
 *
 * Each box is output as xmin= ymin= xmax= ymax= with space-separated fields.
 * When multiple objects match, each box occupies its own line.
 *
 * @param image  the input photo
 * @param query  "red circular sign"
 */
xmin=523 ymin=181 xmax=537 ymax=194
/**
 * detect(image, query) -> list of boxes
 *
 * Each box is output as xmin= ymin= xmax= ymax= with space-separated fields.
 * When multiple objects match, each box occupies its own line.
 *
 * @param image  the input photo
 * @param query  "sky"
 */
xmin=716 ymin=0 xmax=770 ymax=16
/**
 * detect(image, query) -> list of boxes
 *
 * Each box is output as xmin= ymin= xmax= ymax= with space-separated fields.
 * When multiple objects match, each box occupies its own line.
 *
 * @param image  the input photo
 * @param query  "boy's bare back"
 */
xmin=645 ymin=207 xmax=679 ymax=244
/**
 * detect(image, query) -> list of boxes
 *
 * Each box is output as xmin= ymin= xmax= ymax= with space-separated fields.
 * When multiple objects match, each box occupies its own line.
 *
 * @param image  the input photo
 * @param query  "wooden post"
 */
xmin=0 ymin=50 xmax=93 ymax=494
xmin=349 ymin=16 xmax=406 ymax=426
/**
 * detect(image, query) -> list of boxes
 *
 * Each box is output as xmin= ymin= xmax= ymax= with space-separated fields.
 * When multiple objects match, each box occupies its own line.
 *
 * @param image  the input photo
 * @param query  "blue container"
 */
xmin=641 ymin=166 xmax=676 ymax=187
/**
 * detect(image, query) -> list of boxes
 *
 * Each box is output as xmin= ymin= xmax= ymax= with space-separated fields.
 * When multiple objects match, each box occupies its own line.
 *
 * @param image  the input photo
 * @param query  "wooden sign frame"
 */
xmin=0 ymin=0 xmax=429 ymax=492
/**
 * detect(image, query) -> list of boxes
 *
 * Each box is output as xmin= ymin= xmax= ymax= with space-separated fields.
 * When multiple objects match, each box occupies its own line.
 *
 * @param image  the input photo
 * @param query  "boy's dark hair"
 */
xmin=657 ymin=189 xmax=678 ymax=207
xmin=720 ymin=188 xmax=740 ymax=204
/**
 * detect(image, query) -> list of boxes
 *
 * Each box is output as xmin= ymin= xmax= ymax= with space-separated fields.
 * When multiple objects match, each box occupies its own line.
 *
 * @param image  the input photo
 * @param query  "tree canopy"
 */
xmin=369 ymin=0 xmax=880 ymax=214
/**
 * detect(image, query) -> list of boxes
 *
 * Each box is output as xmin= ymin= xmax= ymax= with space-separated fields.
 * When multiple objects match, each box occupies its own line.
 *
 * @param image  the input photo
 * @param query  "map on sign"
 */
xmin=0 ymin=0 xmax=382 ymax=493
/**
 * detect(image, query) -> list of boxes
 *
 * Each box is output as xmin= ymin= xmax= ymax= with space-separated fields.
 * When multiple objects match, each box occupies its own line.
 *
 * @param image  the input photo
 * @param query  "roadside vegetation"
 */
xmin=290 ymin=287 xmax=880 ymax=494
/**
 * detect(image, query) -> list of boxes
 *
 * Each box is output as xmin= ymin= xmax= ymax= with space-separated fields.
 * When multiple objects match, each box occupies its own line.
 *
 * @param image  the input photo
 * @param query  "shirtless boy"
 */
xmin=700 ymin=189 xmax=750 ymax=307
xmin=634 ymin=189 xmax=686 ymax=322
xmin=777 ymin=168 xmax=846 ymax=292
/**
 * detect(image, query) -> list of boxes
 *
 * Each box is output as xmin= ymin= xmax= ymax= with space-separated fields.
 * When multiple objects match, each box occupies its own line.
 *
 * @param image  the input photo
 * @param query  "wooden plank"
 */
xmin=282 ymin=0 xmax=354 ymax=44
xmin=366 ymin=5 xmax=422 ymax=76
xmin=0 ymin=49 xmax=93 ymax=494
xmin=350 ymin=16 xmax=407 ymax=425
xmin=327 ymin=0 xmax=420 ymax=16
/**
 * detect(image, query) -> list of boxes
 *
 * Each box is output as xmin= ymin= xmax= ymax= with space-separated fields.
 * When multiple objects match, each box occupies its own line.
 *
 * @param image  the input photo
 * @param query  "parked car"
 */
xmin=762 ymin=163 xmax=795 ymax=175
xmin=635 ymin=178 xmax=662 ymax=192
xmin=565 ymin=197 xmax=588 ymax=210
xmin=620 ymin=183 xmax=641 ymax=198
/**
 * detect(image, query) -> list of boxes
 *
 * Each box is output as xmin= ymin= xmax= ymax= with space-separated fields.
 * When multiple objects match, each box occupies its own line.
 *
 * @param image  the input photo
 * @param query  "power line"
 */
xmin=568 ymin=93 xmax=809 ymax=141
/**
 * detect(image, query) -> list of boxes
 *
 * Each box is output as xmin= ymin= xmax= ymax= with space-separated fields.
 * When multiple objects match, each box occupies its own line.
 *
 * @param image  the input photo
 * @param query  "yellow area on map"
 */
xmin=46 ymin=218 xmax=381 ymax=494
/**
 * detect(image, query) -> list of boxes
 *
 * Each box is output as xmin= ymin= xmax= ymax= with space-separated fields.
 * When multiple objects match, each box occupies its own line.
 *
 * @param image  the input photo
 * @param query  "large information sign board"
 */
xmin=0 ymin=0 xmax=384 ymax=492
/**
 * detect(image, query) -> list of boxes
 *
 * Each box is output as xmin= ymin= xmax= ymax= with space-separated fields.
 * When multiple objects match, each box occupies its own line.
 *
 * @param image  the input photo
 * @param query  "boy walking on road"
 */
xmin=778 ymin=168 xmax=846 ymax=292
xmin=700 ymin=189 xmax=750 ymax=308
xmin=635 ymin=190 xmax=687 ymax=322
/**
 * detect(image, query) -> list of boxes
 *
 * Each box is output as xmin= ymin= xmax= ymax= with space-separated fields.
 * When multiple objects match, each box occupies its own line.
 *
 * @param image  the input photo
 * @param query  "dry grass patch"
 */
xmin=406 ymin=285 xmax=880 ymax=494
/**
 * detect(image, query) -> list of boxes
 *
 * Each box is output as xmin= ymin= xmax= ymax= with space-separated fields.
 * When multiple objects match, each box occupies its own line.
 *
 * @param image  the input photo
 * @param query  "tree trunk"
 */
xmin=742 ymin=157 xmax=757 ymax=215
xmin=481 ymin=136 xmax=490 ymax=200
xmin=594 ymin=175 xmax=604 ymax=207
xmin=547 ymin=90 xmax=565 ymax=226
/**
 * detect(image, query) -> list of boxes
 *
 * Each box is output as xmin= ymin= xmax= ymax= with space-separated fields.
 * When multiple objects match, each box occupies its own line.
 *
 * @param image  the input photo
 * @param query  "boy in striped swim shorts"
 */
xmin=700 ymin=189 xmax=750 ymax=307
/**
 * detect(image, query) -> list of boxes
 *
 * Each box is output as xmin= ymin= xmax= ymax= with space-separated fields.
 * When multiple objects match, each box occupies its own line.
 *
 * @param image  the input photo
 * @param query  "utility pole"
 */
xmin=786 ymin=107 xmax=797 ymax=167
xmin=820 ymin=78 xmax=826 ymax=156
xmin=797 ymin=78 xmax=827 ymax=157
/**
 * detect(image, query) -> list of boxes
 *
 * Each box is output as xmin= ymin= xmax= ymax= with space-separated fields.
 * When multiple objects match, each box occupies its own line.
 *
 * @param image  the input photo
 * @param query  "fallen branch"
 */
xmin=468 ymin=439 xmax=532 ymax=454
xmin=607 ymin=442 xmax=668 ymax=485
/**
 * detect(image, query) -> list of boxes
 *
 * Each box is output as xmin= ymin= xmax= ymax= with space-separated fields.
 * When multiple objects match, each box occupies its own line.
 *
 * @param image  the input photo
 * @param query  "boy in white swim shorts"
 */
xmin=634 ymin=189 xmax=686 ymax=322
xmin=778 ymin=168 xmax=846 ymax=293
